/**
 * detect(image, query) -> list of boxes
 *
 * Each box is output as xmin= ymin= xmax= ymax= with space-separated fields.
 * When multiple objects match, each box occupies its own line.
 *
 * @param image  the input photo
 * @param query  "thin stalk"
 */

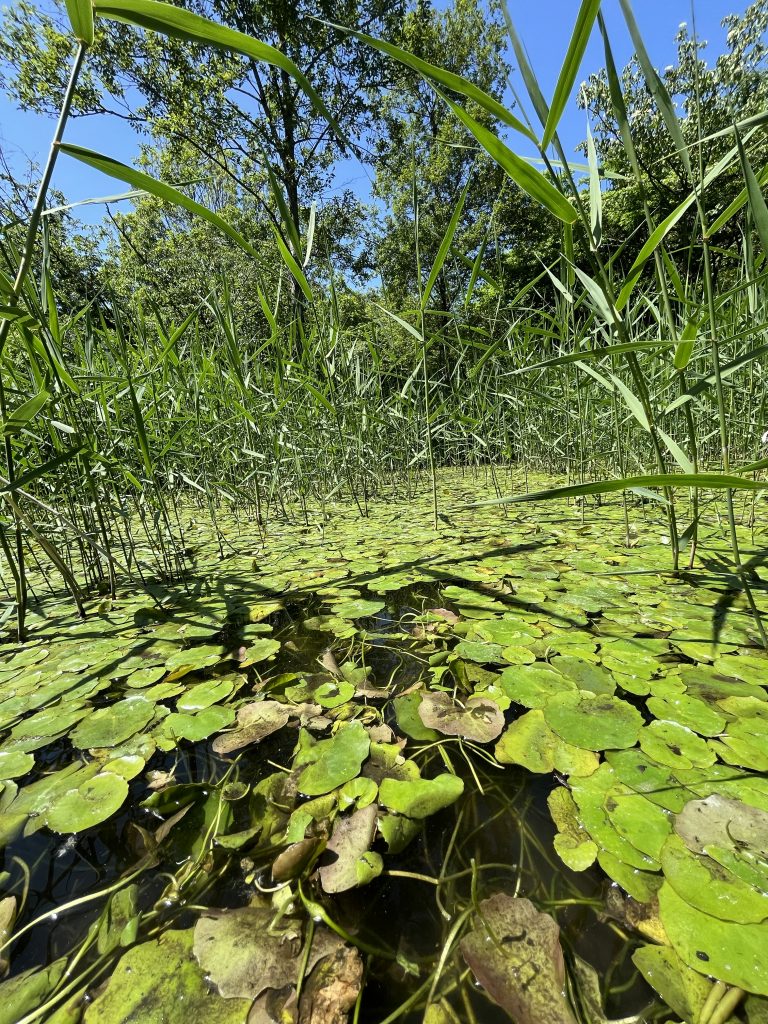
xmin=0 ymin=41 xmax=87 ymax=638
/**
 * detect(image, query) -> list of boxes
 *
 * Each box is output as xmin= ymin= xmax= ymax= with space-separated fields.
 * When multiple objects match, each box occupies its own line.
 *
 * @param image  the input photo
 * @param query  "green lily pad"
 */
xmin=597 ymin=849 xmax=662 ymax=903
xmin=70 ymin=696 xmax=156 ymax=750
xmin=11 ymin=704 xmax=88 ymax=740
xmin=473 ymin=617 xmax=541 ymax=645
xmin=0 ymin=751 xmax=34 ymax=780
xmin=646 ymin=695 xmax=726 ymax=736
xmin=46 ymin=773 xmax=129 ymax=834
xmin=159 ymin=705 xmax=236 ymax=743
xmin=548 ymin=786 xmax=598 ymax=871
xmin=0 ymin=958 xmax=67 ymax=1024
xmin=331 ymin=599 xmax=385 ymax=619
xmin=499 ymin=663 xmax=577 ymax=709
xmin=661 ymin=832 xmax=768 ymax=923
xmin=378 ymin=773 xmax=464 ymax=819
xmin=242 ymin=638 xmax=281 ymax=664
xmin=339 ymin=776 xmax=378 ymax=811
xmin=442 ymin=585 xmax=506 ymax=615
xmin=549 ymin=656 xmax=615 ymax=695
xmin=177 ymin=677 xmax=236 ymax=712
xmin=570 ymin=765 xmax=661 ymax=872
xmin=298 ymin=721 xmax=370 ymax=797
xmin=85 ymin=928 xmax=249 ymax=1023
xmin=659 ymin=881 xmax=768 ymax=994
xmin=544 ymin=692 xmax=643 ymax=750
xmin=165 ymin=644 xmax=225 ymax=677
xmin=123 ymin=665 xmax=167 ymax=689
xmin=393 ymin=693 xmax=440 ymax=742
xmin=495 ymin=710 xmax=599 ymax=776
xmin=632 ymin=944 xmax=711 ymax=1023
xmin=312 ymin=680 xmax=355 ymax=709
xmin=603 ymin=784 xmax=672 ymax=860
xmin=454 ymin=640 xmax=507 ymax=665
xmin=639 ymin=720 xmax=715 ymax=770
xmin=606 ymin=749 xmax=688 ymax=812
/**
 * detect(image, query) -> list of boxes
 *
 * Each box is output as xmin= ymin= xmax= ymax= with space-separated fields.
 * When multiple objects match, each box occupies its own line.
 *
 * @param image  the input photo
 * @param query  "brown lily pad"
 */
xmin=460 ymin=894 xmax=576 ymax=1024
xmin=418 ymin=691 xmax=504 ymax=743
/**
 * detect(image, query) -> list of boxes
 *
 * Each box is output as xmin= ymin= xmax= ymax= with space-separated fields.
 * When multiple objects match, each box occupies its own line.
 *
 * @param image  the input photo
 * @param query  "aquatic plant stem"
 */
xmin=0 ymin=41 xmax=87 ymax=639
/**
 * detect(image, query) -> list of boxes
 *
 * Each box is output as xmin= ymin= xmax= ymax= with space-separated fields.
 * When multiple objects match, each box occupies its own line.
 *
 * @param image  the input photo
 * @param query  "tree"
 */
xmin=578 ymin=0 xmax=768 ymax=277
xmin=0 ymin=147 xmax=103 ymax=311
xmin=100 ymin=138 xmax=374 ymax=337
xmin=372 ymin=0 xmax=510 ymax=311
xmin=0 ymin=0 xmax=406 ymax=292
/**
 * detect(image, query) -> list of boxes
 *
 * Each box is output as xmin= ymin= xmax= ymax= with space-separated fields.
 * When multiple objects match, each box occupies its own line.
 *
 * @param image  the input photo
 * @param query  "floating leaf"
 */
xmin=454 ymin=640 xmax=507 ymax=665
xmin=0 ymin=959 xmax=68 ymax=1024
xmin=70 ymin=696 xmax=156 ymax=749
xmin=639 ymin=720 xmax=715 ymax=770
xmin=164 ymin=644 xmax=225 ymax=677
xmin=418 ymin=691 xmax=504 ymax=742
xmin=176 ymin=677 xmax=235 ymax=712
xmin=495 ymin=710 xmax=598 ymax=776
xmin=544 ymin=692 xmax=643 ymax=750
xmin=319 ymin=804 xmax=381 ymax=893
xmin=460 ymin=894 xmax=576 ymax=1024
xmin=378 ymin=773 xmax=464 ymax=819
xmin=393 ymin=693 xmax=440 ymax=741
xmin=242 ymin=638 xmax=281 ymax=664
xmin=0 ymin=751 xmax=34 ymax=780
xmin=632 ymin=944 xmax=711 ymax=1023
xmin=193 ymin=905 xmax=345 ymax=1001
xmin=661 ymin=833 xmax=768 ymax=923
xmin=604 ymin=785 xmax=672 ymax=861
xmin=675 ymin=794 xmax=768 ymax=858
xmin=659 ymin=881 xmax=768 ymax=994
xmin=46 ymin=773 xmax=129 ymax=833
xmin=548 ymin=786 xmax=598 ymax=871
xmin=85 ymin=928 xmax=249 ymax=1023
xmin=330 ymin=599 xmax=385 ymax=620
xmin=211 ymin=702 xmax=290 ymax=755
xmin=646 ymin=695 xmax=725 ymax=736
xmin=298 ymin=722 xmax=370 ymax=797
xmin=159 ymin=705 xmax=235 ymax=743
xmin=499 ymin=663 xmax=577 ymax=709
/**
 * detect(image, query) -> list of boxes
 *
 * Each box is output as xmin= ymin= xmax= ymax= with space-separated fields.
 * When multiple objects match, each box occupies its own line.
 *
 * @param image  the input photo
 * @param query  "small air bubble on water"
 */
xmin=312 ymin=914 xmax=323 ymax=923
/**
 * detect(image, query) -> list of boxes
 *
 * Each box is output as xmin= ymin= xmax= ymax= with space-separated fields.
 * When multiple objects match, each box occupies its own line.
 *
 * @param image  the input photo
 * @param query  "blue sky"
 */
xmin=0 ymin=0 xmax=752 ymax=225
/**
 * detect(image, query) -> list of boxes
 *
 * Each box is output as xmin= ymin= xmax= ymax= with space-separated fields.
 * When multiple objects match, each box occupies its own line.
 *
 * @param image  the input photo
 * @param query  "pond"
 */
xmin=0 ymin=471 xmax=766 ymax=1024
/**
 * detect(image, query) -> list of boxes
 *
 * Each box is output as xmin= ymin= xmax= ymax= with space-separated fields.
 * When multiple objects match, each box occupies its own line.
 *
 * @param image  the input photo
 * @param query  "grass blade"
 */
xmin=513 ymin=341 xmax=675 ymax=373
xmin=340 ymin=24 xmax=536 ymax=142
xmin=735 ymin=127 xmax=768 ymax=254
xmin=470 ymin=474 xmax=768 ymax=507
xmin=543 ymin=0 xmax=601 ymax=149
xmin=438 ymin=91 xmax=577 ymax=224
xmin=63 ymin=0 xmax=94 ymax=45
xmin=423 ymin=178 xmax=470 ymax=309
xmin=59 ymin=144 xmax=259 ymax=259
xmin=618 ymin=0 xmax=691 ymax=179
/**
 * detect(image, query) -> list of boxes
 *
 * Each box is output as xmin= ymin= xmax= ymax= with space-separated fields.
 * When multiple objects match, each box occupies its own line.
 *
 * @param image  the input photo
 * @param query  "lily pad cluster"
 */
xmin=0 ymin=477 xmax=767 ymax=1021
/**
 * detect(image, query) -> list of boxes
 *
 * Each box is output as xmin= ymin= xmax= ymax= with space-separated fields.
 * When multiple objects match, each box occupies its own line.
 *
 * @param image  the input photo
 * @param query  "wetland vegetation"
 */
xmin=1 ymin=0 xmax=768 ymax=1021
